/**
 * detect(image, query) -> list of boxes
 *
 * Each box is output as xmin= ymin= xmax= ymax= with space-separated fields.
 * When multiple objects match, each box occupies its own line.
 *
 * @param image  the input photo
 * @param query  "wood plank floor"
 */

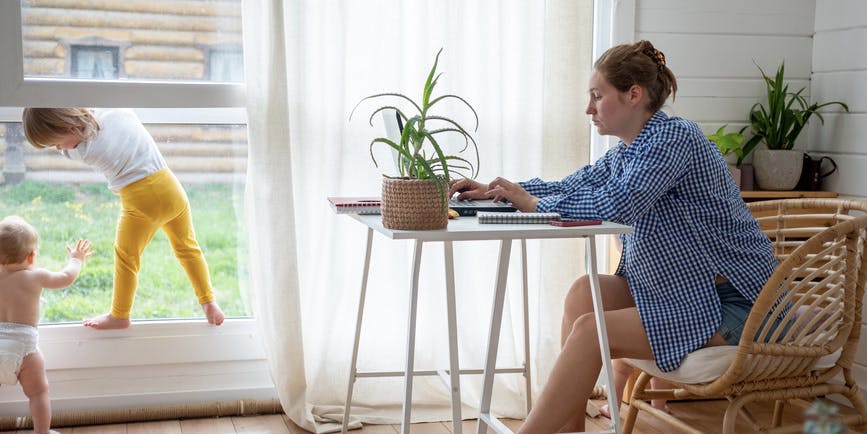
xmin=1 ymin=398 xmax=858 ymax=433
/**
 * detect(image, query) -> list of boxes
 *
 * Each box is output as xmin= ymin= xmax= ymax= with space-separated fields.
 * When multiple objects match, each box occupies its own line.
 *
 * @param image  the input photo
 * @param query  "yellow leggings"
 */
xmin=112 ymin=168 xmax=214 ymax=319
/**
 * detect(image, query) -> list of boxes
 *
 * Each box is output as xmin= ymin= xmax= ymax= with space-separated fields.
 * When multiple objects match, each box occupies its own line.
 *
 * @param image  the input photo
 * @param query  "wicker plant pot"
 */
xmin=381 ymin=177 xmax=448 ymax=230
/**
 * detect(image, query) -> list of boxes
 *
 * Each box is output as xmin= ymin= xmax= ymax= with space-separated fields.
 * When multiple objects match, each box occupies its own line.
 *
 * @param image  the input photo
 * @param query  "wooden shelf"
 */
xmin=741 ymin=190 xmax=838 ymax=201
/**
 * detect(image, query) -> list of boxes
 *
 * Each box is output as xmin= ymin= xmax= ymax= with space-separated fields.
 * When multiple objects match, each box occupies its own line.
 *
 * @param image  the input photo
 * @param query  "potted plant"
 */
xmin=744 ymin=62 xmax=848 ymax=190
xmin=707 ymin=125 xmax=748 ymax=187
xmin=350 ymin=48 xmax=479 ymax=230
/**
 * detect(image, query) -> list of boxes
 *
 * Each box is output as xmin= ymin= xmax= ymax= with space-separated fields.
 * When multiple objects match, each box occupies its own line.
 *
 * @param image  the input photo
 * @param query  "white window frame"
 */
xmin=0 ymin=4 xmax=244 ymax=109
xmin=0 ymin=2 xmax=269 ymax=414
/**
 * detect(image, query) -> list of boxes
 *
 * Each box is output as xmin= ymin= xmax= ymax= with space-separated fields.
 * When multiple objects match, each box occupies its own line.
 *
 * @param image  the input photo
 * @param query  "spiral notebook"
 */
xmin=477 ymin=211 xmax=561 ymax=224
xmin=328 ymin=197 xmax=381 ymax=214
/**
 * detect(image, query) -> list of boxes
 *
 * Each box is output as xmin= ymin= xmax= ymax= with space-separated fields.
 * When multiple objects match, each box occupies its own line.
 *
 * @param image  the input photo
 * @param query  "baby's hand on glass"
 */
xmin=67 ymin=239 xmax=94 ymax=262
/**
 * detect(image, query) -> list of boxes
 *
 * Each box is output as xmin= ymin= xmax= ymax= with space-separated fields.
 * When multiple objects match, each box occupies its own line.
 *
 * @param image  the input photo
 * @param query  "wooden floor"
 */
xmin=1 ymin=399 xmax=858 ymax=433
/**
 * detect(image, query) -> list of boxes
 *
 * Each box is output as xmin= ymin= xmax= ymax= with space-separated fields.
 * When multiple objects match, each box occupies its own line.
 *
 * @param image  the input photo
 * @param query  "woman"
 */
xmin=450 ymin=40 xmax=777 ymax=433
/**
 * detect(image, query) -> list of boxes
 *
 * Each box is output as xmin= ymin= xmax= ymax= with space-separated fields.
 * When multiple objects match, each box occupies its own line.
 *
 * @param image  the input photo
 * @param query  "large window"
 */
xmin=20 ymin=0 xmax=243 ymax=83
xmin=0 ymin=120 xmax=249 ymax=323
xmin=0 ymin=1 xmax=260 ymax=412
xmin=2 ymin=0 xmax=249 ymax=323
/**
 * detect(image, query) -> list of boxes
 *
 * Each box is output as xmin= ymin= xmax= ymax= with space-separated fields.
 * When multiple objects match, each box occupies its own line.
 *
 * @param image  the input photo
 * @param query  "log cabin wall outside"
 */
xmin=1 ymin=0 xmax=246 ymax=185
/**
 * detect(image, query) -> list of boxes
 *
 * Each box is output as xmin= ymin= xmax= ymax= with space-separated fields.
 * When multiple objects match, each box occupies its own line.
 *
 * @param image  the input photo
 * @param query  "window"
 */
xmin=206 ymin=46 xmax=244 ymax=82
xmin=1 ymin=119 xmax=250 ymax=323
xmin=70 ymin=45 xmax=120 ymax=79
xmin=0 ymin=1 xmax=263 ymax=411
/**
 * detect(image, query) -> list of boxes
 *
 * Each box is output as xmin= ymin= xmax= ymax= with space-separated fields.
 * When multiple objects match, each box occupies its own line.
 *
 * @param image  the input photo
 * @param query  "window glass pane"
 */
xmin=21 ymin=0 xmax=243 ymax=82
xmin=71 ymin=45 xmax=119 ymax=79
xmin=208 ymin=49 xmax=244 ymax=82
xmin=0 ymin=119 xmax=250 ymax=324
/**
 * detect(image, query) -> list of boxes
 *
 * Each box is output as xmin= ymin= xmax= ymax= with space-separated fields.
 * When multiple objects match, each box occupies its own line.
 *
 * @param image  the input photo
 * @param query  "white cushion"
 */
xmin=626 ymin=346 xmax=842 ymax=384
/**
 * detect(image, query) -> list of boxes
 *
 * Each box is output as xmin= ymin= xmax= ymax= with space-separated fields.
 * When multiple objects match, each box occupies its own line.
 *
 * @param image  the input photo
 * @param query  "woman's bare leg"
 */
xmin=598 ymin=359 xmax=635 ymax=418
xmin=560 ymin=275 xmax=634 ymax=347
xmin=519 ymin=306 xmax=654 ymax=434
xmin=556 ymin=275 xmax=636 ymax=428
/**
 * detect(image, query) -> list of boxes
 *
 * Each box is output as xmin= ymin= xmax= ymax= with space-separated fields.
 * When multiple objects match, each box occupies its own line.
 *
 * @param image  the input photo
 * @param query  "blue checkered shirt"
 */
xmin=520 ymin=111 xmax=778 ymax=372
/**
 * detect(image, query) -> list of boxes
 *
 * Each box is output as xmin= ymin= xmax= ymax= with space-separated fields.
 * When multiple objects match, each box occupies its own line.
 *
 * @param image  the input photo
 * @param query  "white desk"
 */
xmin=341 ymin=214 xmax=632 ymax=434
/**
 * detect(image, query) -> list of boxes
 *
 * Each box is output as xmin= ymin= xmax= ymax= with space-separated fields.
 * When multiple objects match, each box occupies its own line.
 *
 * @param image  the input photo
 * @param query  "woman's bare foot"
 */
xmin=83 ymin=313 xmax=131 ymax=330
xmin=599 ymin=401 xmax=670 ymax=419
xmin=652 ymin=401 xmax=672 ymax=414
xmin=202 ymin=302 xmax=225 ymax=326
xmin=599 ymin=404 xmax=615 ymax=419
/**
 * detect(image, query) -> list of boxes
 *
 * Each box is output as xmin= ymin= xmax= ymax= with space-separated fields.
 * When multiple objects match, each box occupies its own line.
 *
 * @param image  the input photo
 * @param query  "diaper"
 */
xmin=0 ymin=322 xmax=39 ymax=385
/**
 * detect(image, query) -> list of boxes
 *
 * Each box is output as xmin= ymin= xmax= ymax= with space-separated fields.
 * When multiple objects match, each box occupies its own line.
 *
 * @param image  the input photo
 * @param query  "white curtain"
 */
xmin=242 ymin=1 xmax=593 ymax=431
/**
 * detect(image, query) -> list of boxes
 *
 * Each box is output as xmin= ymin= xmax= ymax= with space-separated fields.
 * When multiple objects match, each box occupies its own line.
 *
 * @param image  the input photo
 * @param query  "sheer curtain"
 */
xmin=242 ymin=1 xmax=592 ymax=431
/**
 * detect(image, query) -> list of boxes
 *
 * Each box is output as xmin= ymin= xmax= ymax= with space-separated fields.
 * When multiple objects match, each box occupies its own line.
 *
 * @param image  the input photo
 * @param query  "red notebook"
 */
xmin=328 ymin=197 xmax=381 ymax=214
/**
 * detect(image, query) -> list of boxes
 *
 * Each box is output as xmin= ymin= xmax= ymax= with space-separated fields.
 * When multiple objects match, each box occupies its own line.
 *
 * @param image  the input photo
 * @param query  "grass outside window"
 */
xmin=1 ymin=180 xmax=249 ymax=323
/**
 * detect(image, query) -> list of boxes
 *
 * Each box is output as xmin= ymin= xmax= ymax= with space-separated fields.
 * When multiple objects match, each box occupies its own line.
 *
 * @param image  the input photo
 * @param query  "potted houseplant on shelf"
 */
xmin=350 ymin=48 xmax=479 ymax=230
xmin=707 ymin=125 xmax=749 ymax=188
xmin=744 ymin=62 xmax=848 ymax=190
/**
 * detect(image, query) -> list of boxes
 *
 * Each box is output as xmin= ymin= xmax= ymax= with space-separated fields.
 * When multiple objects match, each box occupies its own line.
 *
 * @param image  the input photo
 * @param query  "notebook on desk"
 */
xmin=449 ymin=199 xmax=518 ymax=216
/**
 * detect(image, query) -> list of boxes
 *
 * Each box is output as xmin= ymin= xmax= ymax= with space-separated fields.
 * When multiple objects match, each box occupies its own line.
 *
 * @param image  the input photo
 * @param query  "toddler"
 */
xmin=22 ymin=108 xmax=225 ymax=329
xmin=0 ymin=215 xmax=93 ymax=434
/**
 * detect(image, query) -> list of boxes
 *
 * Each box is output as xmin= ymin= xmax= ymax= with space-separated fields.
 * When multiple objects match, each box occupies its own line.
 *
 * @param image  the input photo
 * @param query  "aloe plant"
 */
xmin=349 ymin=48 xmax=479 ymax=206
xmin=707 ymin=125 xmax=748 ymax=166
xmin=744 ymin=62 xmax=848 ymax=154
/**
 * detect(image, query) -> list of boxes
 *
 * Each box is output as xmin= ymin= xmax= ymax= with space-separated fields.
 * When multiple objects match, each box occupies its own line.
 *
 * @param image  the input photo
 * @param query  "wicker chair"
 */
xmin=621 ymin=198 xmax=867 ymax=433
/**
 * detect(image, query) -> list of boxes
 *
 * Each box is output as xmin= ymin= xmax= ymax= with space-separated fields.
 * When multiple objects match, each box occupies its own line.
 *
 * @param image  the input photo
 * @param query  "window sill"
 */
xmin=0 ymin=319 xmax=276 ymax=416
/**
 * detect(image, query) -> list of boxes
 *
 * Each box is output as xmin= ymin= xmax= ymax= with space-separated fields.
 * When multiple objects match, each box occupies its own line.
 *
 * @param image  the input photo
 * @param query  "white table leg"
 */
xmin=520 ymin=239 xmax=532 ymax=414
xmin=443 ymin=241 xmax=463 ymax=434
xmin=585 ymin=236 xmax=621 ymax=434
xmin=477 ymin=239 xmax=513 ymax=434
xmin=401 ymin=239 xmax=424 ymax=434
xmin=342 ymin=228 xmax=374 ymax=434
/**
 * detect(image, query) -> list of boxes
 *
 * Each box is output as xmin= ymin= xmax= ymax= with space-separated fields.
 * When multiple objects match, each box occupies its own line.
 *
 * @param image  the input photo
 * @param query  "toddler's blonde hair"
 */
xmin=0 ymin=215 xmax=38 ymax=265
xmin=22 ymin=108 xmax=100 ymax=149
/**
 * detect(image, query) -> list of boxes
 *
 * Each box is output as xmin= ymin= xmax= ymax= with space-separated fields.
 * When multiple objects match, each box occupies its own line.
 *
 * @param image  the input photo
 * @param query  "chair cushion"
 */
xmin=626 ymin=346 xmax=842 ymax=384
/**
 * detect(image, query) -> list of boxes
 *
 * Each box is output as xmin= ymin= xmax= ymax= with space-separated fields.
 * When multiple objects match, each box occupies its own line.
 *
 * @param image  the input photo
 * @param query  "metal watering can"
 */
xmin=797 ymin=153 xmax=837 ymax=191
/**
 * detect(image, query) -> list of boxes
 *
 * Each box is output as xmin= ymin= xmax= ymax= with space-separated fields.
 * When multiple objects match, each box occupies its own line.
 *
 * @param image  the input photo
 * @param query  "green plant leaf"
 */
xmin=748 ymin=61 xmax=848 ymax=151
xmin=351 ymin=48 xmax=480 ymax=185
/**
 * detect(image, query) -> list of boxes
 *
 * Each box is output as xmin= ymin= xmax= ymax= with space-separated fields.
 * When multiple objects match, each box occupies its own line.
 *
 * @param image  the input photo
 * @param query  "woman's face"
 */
xmin=585 ymin=71 xmax=634 ymax=139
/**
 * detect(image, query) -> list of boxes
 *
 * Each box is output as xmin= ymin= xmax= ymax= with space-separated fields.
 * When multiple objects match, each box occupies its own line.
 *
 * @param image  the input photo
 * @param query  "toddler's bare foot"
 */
xmin=83 ymin=313 xmax=131 ymax=330
xmin=202 ymin=301 xmax=225 ymax=326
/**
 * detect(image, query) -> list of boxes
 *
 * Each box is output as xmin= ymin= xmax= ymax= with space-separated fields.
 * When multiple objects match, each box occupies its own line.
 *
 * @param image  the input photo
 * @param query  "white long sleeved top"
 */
xmin=63 ymin=109 xmax=167 ymax=192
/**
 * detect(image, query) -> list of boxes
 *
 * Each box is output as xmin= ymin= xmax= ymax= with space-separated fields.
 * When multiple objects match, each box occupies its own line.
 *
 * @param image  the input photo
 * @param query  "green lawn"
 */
xmin=0 ymin=180 xmax=249 ymax=323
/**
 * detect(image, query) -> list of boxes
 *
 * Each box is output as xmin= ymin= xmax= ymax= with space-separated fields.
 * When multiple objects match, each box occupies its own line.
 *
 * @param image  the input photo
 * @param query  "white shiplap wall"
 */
xmin=811 ymin=0 xmax=867 ymax=405
xmin=633 ymin=0 xmax=815 ymax=152
xmin=626 ymin=0 xmax=867 ymax=409
xmin=810 ymin=0 xmax=867 ymax=200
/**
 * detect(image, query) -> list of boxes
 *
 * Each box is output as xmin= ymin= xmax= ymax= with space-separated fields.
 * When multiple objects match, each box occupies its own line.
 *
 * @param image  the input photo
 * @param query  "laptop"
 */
xmin=449 ymin=198 xmax=517 ymax=216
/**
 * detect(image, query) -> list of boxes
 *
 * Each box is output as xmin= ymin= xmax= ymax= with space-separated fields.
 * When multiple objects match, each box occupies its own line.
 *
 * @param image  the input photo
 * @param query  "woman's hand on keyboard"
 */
xmin=486 ymin=177 xmax=539 ymax=212
xmin=450 ymin=178 xmax=491 ymax=200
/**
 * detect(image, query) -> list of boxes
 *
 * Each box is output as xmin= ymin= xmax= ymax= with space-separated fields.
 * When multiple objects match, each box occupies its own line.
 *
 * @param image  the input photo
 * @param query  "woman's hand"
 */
xmin=486 ymin=177 xmax=539 ymax=212
xmin=449 ymin=178 xmax=491 ymax=200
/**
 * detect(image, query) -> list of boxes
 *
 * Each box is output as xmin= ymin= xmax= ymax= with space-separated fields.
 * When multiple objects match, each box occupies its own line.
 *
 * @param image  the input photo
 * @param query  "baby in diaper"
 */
xmin=0 ymin=215 xmax=93 ymax=434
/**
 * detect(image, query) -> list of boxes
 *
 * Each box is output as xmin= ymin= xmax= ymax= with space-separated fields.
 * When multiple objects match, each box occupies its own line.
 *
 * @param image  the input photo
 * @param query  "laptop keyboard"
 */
xmin=448 ymin=199 xmax=517 ymax=216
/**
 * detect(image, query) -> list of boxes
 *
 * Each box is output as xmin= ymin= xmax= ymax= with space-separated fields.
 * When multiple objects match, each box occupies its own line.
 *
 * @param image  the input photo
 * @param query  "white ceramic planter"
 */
xmin=753 ymin=148 xmax=804 ymax=190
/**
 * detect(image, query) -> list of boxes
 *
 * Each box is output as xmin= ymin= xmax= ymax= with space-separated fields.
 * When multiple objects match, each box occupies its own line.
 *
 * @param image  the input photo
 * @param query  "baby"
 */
xmin=0 ymin=215 xmax=93 ymax=434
